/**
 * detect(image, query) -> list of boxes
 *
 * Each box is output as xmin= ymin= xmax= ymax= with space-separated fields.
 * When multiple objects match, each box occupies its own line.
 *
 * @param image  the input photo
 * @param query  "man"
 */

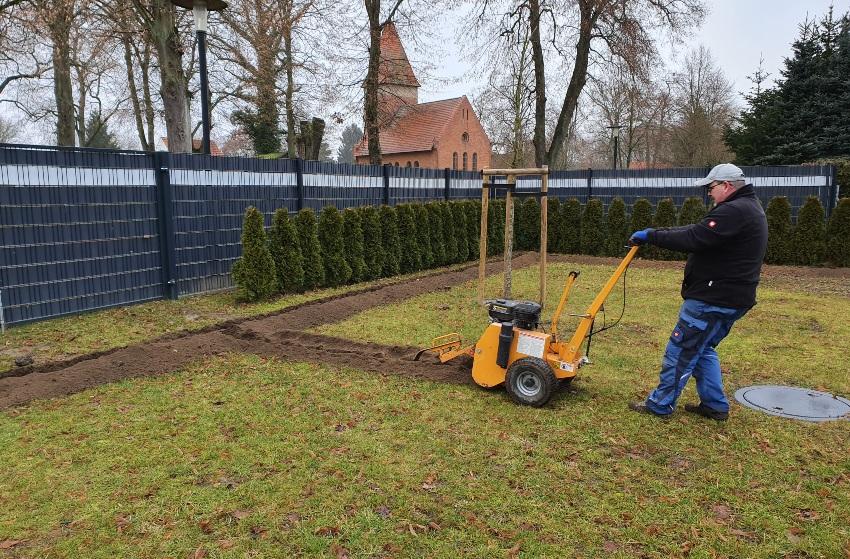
xmin=627 ymin=163 xmax=768 ymax=420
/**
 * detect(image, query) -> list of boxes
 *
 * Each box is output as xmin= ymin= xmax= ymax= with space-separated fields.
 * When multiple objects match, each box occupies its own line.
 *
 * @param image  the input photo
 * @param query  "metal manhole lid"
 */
xmin=734 ymin=385 xmax=850 ymax=422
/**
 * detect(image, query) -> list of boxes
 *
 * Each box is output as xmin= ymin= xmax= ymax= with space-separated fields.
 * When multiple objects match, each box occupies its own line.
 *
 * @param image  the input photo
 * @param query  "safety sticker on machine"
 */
xmin=516 ymin=332 xmax=546 ymax=358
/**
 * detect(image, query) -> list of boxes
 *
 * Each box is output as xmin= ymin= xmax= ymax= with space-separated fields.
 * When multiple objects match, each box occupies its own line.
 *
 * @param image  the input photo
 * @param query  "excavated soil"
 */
xmin=2 ymin=252 xmax=846 ymax=409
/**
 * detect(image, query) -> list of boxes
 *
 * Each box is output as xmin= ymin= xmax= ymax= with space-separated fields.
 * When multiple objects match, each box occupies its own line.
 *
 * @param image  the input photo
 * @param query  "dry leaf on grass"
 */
xmin=231 ymin=509 xmax=251 ymax=521
xmin=217 ymin=539 xmax=235 ymax=550
xmin=199 ymin=520 xmax=213 ymax=534
xmin=189 ymin=546 xmax=207 ymax=559
xmin=315 ymin=525 xmax=340 ymax=537
xmin=422 ymin=473 xmax=437 ymax=491
xmin=330 ymin=543 xmax=350 ymax=558
xmin=603 ymin=541 xmax=618 ymax=553
xmin=711 ymin=504 xmax=732 ymax=521
xmin=0 ymin=540 xmax=25 ymax=550
xmin=507 ymin=542 xmax=522 ymax=558
xmin=375 ymin=505 xmax=391 ymax=518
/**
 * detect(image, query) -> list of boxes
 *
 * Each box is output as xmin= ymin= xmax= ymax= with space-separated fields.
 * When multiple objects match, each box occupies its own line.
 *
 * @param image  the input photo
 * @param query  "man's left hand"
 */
xmin=629 ymin=228 xmax=654 ymax=246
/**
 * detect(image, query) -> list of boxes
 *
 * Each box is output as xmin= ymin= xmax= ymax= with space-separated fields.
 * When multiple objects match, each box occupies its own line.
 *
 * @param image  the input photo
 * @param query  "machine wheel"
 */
xmin=505 ymin=357 xmax=557 ymax=407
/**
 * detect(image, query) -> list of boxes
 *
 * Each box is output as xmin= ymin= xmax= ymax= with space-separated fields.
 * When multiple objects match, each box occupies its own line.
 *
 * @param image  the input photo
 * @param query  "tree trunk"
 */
xmin=49 ymin=11 xmax=75 ymax=146
xmin=147 ymin=0 xmax=190 ymax=153
xmin=124 ymin=37 xmax=150 ymax=150
xmin=547 ymin=4 xmax=595 ymax=166
xmin=528 ymin=0 xmax=546 ymax=167
xmin=141 ymin=44 xmax=156 ymax=151
xmin=364 ymin=0 xmax=382 ymax=165
xmin=283 ymin=27 xmax=297 ymax=158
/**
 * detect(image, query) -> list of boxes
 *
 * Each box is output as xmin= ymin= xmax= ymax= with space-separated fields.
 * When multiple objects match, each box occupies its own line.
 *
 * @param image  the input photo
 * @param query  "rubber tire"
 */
xmin=505 ymin=357 xmax=557 ymax=407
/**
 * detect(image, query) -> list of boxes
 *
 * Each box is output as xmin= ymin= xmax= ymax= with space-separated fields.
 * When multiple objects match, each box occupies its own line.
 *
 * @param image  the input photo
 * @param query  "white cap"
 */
xmin=694 ymin=163 xmax=745 ymax=187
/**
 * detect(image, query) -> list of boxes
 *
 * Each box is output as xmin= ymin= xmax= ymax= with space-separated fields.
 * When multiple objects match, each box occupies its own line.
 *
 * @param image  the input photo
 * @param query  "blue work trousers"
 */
xmin=645 ymin=299 xmax=748 ymax=416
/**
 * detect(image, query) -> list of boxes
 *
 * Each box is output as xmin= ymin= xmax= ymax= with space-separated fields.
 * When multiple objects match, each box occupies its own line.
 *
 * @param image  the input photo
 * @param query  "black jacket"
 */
xmin=647 ymin=184 xmax=768 ymax=309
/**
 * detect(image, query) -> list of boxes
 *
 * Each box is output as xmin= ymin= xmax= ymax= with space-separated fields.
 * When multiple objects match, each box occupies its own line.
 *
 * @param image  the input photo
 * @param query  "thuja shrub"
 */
xmin=296 ymin=208 xmax=325 ymax=289
xmin=826 ymin=198 xmax=850 ymax=267
xmin=580 ymin=199 xmax=606 ymax=256
xmin=396 ymin=203 xmax=422 ymax=273
xmin=792 ymin=196 xmax=826 ymax=265
xmin=318 ymin=206 xmax=352 ymax=287
xmin=464 ymin=200 xmax=481 ymax=260
xmin=547 ymin=198 xmax=561 ymax=253
xmin=487 ymin=198 xmax=505 ymax=256
xmin=559 ymin=198 xmax=581 ymax=254
xmin=342 ymin=208 xmax=367 ymax=283
xmin=415 ymin=203 xmax=434 ymax=269
xmin=441 ymin=202 xmax=459 ymax=264
xmin=679 ymin=197 xmax=707 ymax=226
xmin=765 ymin=197 xmax=793 ymax=265
xmin=379 ymin=204 xmax=402 ymax=276
xmin=653 ymin=198 xmax=678 ymax=260
xmin=426 ymin=202 xmax=447 ymax=266
xmin=232 ymin=206 xmax=277 ymax=301
xmin=605 ymin=198 xmax=629 ymax=256
xmin=450 ymin=201 xmax=469 ymax=262
xmin=515 ymin=197 xmax=540 ymax=251
xmin=269 ymin=208 xmax=304 ymax=293
xmin=359 ymin=206 xmax=384 ymax=280
xmin=629 ymin=198 xmax=653 ymax=259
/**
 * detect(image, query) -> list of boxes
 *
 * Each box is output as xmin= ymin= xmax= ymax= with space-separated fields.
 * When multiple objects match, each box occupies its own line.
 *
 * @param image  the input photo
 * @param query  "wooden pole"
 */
xmin=503 ymin=175 xmax=515 ymax=299
xmin=478 ymin=175 xmax=490 ymax=304
xmin=540 ymin=166 xmax=548 ymax=308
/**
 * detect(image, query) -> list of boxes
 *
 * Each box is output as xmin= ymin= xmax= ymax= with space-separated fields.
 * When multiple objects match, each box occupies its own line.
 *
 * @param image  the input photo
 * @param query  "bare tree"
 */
xmin=0 ymin=3 xmax=50 ymax=99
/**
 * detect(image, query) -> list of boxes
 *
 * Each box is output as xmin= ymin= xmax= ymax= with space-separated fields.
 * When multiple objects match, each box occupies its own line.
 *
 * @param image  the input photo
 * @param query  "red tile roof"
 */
xmin=378 ymin=22 xmax=420 ymax=87
xmin=353 ymin=97 xmax=464 ymax=157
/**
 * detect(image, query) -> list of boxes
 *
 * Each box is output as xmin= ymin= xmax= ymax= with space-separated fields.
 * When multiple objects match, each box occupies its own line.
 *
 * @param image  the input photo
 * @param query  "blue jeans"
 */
xmin=645 ymin=299 xmax=748 ymax=416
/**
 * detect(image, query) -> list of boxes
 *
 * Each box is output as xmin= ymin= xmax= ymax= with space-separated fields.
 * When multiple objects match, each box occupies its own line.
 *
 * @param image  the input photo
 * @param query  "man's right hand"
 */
xmin=629 ymin=228 xmax=654 ymax=246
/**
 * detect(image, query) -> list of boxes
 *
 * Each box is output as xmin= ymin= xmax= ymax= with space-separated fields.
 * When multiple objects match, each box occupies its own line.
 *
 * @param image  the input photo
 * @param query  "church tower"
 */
xmin=377 ymin=22 xmax=420 ymax=124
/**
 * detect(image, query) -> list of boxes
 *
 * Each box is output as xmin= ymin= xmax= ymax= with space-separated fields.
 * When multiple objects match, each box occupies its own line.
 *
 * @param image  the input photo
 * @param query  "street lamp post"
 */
xmin=606 ymin=124 xmax=623 ymax=170
xmin=171 ymin=0 xmax=227 ymax=155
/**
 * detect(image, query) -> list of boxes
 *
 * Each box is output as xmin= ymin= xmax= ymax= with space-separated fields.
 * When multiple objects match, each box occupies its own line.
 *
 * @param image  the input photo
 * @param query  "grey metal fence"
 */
xmin=0 ymin=143 xmax=839 ymax=327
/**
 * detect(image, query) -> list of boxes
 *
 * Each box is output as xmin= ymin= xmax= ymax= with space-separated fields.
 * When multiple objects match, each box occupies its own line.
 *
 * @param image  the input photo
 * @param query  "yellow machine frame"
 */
xmin=417 ymin=166 xmax=640 ymax=405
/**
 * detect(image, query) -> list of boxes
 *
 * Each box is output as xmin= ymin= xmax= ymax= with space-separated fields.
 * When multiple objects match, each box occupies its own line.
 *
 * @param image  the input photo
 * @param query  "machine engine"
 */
xmin=486 ymin=299 xmax=542 ymax=330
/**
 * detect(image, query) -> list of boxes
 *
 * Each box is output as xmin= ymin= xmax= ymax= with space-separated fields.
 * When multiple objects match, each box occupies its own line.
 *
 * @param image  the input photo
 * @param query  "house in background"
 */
xmin=354 ymin=22 xmax=491 ymax=171
xmin=161 ymin=137 xmax=223 ymax=155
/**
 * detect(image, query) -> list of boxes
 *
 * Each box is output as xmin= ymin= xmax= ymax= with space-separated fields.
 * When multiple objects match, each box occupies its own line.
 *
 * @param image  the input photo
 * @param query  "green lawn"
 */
xmin=1 ymin=260 xmax=848 ymax=558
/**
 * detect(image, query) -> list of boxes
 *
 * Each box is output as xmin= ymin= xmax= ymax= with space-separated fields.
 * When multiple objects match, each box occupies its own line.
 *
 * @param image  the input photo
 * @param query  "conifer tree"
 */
xmin=396 ymin=203 xmax=422 ymax=273
xmin=559 ymin=198 xmax=582 ymax=254
xmin=488 ymin=198 xmax=505 ymax=256
xmin=318 ymin=206 xmax=352 ymax=287
xmin=676 ymin=197 xmax=708 ymax=260
xmin=232 ymin=206 xmax=278 ymax=301
xmin=630 ymin=198 xmax=654 ymax=259
xmin=295 ymin=208 xmax=325 ymax=289
xmin=359 ymin=206 xmax=384 ymax=280
xmin=441 ymin=202 xmax=459 ymax=264
xmin=653 ymin=198 xmax=679 ymax=260
xmin=792 ymin=196 xmax=826 ymax=265
xmin=342 ymin=208 xmax=367 ymax=283
xmin=379 ymin=205 xmax=402 ymax=276
xmin=450 ymin=202 xmax=469 ymax=261
xmin=415 ymin=204 xmax=434 ymax=269
xmin=765 ymin=197 xmax=793 ymax=264
xmin=580 ymin=199 xmax=606 ymax=255
xmin=515 ymin=197 xmax=540 ymax=251
xmin=426 ymin=202 xmax=447 ymax=265
xmin=604 ymin=198 xmax=629 ymax=256
xmin=826 ymin=197 xmax=850 ymax=266
xmin=269 ymin=208 xmax=304 ymax=293
xmin=464 ymin=200 xmax=481 ymax=260
xmin=547 ymin=198 xmax=561 ymax=253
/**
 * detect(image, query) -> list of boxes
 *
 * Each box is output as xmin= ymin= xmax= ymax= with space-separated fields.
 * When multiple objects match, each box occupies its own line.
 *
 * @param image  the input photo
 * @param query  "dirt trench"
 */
xmin=0 ymin=255 xmax=540 ymax=409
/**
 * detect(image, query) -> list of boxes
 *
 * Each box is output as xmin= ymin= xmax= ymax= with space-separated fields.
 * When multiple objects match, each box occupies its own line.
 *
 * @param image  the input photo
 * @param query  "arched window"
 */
xmin=462 ymin=152 xmax=468 ymax=171
xmin=462 ymin=132 xmax=469 ymax=143
xmin=394 ymin=162 xmax=399 ymax=167
xmin=406 ymin=161 xmax=412 ymax=167
xmin=414 ymin=161 xmax=419 ymax=168
xmin=452 ymin=152 xmax=458 ymax=170
xmin=472 ymin=153 xmax=478 ymax=171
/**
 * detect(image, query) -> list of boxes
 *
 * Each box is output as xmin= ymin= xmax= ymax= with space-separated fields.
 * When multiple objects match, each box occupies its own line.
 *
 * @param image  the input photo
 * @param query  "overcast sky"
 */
xmin=417 ymin=0 xmax=850 ymax=104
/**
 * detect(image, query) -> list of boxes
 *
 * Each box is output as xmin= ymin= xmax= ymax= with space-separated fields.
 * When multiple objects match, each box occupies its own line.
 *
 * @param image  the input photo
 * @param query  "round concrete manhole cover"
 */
xmin=734 ymin=385 xmax=850 ymax=422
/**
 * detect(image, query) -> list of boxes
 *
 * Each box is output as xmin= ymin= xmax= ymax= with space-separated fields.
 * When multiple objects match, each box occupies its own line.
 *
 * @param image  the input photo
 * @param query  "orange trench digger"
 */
xmin=414 ymin=167 xmax=640 ymax=407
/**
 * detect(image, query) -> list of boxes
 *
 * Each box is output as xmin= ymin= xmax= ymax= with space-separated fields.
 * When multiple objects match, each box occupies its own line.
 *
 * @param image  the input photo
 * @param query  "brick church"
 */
xmin=354 ymin=23 xmax=491 ymax=171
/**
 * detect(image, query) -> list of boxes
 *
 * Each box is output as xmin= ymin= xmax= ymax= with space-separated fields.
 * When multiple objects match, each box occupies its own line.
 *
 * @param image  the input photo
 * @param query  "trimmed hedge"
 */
xmin=441 ymin=202 xmax=459 ymax=264
xmin=792 ymin=197 xmax=826 ymax=265
xmin=559 ymin=198 xmax=582 ymax=254
xmin=426 ymin=202 xmax=447 ymax=266
xmin=765 ymin=197 xmax=793 ymax=265
xmin=359 ymin=206 xmax=384 ymax=280
xmin=547 ymin=198 xmax=560 ymax=253
xmin=296 ymin=208 xmax=325 ymax=290
xmin=379 ymin=205 xmax=401 ymax=277
xmin=464 ymin=200 xmax=480 ymax=260
xmin=629 ymin=198 xmax=653 ymax=259
xmin=269 ymin=208 xmax=304 ymax=293
xmin=580 ymin=199 xmax=605 ymax=256
xmin=605 ymin=197 xmax=629 ymax=256
xmin=652 ymin=198 xmax=678 ymax=260
xmin=487 ymin=198 xmax=505 ymax=256
xmin=451 ymin=201 xmax=469 ymax=262
xmin=232 ymin=206 xmax=277 ymax=301
xmin=342 ymin=208 xmax=367 ymax=283
xmin=318 ymin=206 xmax=351 ymax=287
xmin=515 ymin=197 xmax=540 ymax=251
xmin=415 ymin=204 xmax=434 ymax=269
xmin=827 ymin=198 xmax=850 ymax=266
xmin=396 ymin=203 xmax=422 ymax=273
xmin=679 ymin=197 xmax=707 ymax=226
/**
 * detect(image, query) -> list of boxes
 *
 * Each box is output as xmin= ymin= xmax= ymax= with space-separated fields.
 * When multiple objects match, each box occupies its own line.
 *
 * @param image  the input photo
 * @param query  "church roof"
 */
xmin=353 ymin=97 xmax=464 ymax=157
xmin=378 ymin=22 xmax=420 ymax=88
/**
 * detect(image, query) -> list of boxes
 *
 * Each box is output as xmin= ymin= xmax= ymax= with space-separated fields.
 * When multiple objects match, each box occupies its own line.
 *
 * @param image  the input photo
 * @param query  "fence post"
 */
xmin=382 ymin=164 xmax=391 ymax=205
xmin=586 ymin=167 xmax=593 ymax=202
xmin=295 ymin=157 xmax=305 ymax=211
xmin=153 ymin=151 xmax=179 ymax=300
xmin=828 ymin=164 xmax=838 ymax=218
xmin=444 ymin=168 xmax=451 ymax=201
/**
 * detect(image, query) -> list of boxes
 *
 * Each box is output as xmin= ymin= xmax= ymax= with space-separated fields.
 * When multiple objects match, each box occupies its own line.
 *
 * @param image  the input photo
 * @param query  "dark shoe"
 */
xmin=684 ymin=403 xmax=729 ymax=421
xmin=628 ymin=401 xmax=670 ymax=419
